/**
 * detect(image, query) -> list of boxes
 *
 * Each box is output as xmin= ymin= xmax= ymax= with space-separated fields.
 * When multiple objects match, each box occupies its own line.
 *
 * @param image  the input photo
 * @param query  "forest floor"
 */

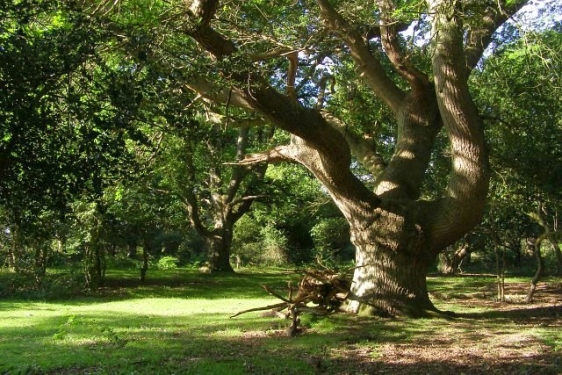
xmin=0 ymin=269 xmax=560 ymax=374
xmin=324 ymin=280 xmax=562 ymax=374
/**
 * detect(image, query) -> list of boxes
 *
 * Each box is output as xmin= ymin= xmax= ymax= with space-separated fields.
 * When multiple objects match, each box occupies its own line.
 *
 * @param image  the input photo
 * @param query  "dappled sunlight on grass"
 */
xmin=1 ymin=270 xmax=561 ymax=374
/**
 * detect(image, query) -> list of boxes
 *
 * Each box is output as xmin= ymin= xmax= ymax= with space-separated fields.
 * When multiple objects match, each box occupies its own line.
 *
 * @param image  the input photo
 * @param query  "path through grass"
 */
xmin=1 ymin=269 xmax=560 ymax=374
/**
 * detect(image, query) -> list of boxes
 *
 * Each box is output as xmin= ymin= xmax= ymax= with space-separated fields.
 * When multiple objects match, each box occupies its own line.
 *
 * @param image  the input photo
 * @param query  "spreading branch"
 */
xmin=226 ymin=144 xmax=297 ymax=166
xmin=377 ymin=0 xmax=429 ymax=86
xmin=188 ymin=0 xmax=218 ymax=28
xmin=321 ymin=111 xmax=387 ymax=177
xmin=316 ymin=0 xmax=405 ymax=114
xmin=464 ymin=1 xmax=528 ymax=73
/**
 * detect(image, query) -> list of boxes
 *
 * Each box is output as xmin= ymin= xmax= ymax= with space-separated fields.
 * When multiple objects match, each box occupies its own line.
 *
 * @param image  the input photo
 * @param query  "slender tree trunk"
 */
xmin=140 ymin=240 xmax=150 ymax=282
xmin=95 ymin=246 xmax=104 ymax=288
xmin=127 ymin=240 xmax=137 ymax=258
xmin=549 ymin=235 xmax=562 ymax=275
xmin=527 ymin=234 xmax=545 ymax=303
xmin=84 ymin=243 xmax=101 ymax=290
xmin=33 ymin=242 xmax=49 ymax=286
xmin=9 ymin=225 xmax=21 ymax=272
xmin=7 ymin=249 xmax=16 ymax=270
xmin=495 ymin=246 xmax=506 ymax=303
xmin=84 ymin=236 xmax=105 ymax=289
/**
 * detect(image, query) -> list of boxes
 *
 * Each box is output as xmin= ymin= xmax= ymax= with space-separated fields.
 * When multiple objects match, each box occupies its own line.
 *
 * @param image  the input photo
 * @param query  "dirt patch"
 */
xmin=325 ymin=281 xmax=562 ymax=374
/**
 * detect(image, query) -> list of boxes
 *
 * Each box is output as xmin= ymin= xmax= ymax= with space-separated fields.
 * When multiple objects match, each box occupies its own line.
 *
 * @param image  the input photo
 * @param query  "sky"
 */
xmin=514 ymin=0 xmax=562 ymax=30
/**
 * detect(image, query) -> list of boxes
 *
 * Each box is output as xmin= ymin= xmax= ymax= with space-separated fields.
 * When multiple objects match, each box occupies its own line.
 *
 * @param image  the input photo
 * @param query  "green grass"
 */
xmin=1 ymin=268 xmax=561 ymax=374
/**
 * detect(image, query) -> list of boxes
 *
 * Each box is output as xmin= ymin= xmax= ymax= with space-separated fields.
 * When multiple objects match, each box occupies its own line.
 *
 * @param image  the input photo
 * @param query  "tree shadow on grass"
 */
xmin=3 ymin=272 xmax=561 ymax=374
xmin=457 ymin=305 xmax=561 ymax=321
xmin=98 ymin=269 xmax=301 ymax=301
xmin=2 ymin=306 xmax=561 ymax=375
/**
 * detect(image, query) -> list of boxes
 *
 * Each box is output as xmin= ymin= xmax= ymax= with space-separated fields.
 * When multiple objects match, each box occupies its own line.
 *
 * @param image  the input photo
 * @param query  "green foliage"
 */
xmin=310 ymin=217 xmax=354 ymax=265
xmin=467 ymin=28 xmax=562 ymax=270
xmin=232 ymin=217 xmax=293 ymax=267
xmin=0 ymin=2 xmax=144 ymax=220
xmin=0 ymin=0 xmax=154 ymax=292
xmin=157 ymin=256 xmax=179 ymax=270
xmin=0 ymin=269 xmax=84 ymax=299
xmin=259 ymin=224 xmax=290 ymax=267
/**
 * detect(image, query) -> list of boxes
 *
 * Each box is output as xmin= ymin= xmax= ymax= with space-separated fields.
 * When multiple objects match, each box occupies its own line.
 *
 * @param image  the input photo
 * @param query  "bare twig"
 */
xmin=229 ymin=302 xmax=287 ymax=318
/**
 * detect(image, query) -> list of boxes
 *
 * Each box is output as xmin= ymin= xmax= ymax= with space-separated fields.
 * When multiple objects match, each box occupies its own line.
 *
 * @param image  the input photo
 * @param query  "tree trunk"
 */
xmin=127 ymin=239 xmax=137 ymax=258
xmin=527 ymin=234 xmax=545 ymax=303
xmin=84 ymin=243 xmax=102 ymax=290
xmin=33 ymin=242 xmax=49 ymax=286
xmin=140 ymin=239 xmax=151 ymax=282
xmin=345 ymin=204 xmax=438 ymax=317
xmin=9 ymin=225 xmax=21 ymax=272
xmin=95 ymin=246 xmax=104 ymax=288
xmin=438 ymin=244 xmax=470 ymax=275
xmin=549 ymin=235 xmax=562 ymax=275
xmin=206 ymin=226 xmax=234 ymax=272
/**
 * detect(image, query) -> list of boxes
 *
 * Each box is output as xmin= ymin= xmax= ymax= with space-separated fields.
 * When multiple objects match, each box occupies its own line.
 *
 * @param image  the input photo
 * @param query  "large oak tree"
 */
xmin=91 ymin=0 xmax=537 ymax=316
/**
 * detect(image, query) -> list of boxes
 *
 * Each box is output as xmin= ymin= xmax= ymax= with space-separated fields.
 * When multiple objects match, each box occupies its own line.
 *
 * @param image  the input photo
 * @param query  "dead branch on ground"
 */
xmin=230 ymin=267 xmax=352 ymax=336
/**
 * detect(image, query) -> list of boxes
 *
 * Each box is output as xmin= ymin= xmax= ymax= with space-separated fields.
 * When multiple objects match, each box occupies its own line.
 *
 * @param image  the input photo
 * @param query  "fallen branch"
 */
xmin=230 ymin=267 xmax=352 ymax=336
xmin=229 ymin=302 xmax=287 ymax=318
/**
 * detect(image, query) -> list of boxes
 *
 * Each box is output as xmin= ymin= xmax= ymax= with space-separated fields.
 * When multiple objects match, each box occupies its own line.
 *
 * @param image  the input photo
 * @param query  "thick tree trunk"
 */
xmin=206 ymin=226 xmax=234 ymax=272
xmin=345 ymin=203 xmax=438 ymax=317
xmin=438 ymin=244 xmax=470 ymax=275
xmin=348 ymin=246 xmax=435 ymax=316
xmin=181 ymin=0 xmax=515 ymax=317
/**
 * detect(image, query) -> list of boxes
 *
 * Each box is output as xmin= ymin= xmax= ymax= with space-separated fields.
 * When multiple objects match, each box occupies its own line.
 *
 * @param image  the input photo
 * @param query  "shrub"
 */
xmin=157 ymin=256 xmax=178 ymax=270
xmin=310 ymin=217 xmax=353 ymax=265
xmin=259 ymin=225 xmax=289 ymax=266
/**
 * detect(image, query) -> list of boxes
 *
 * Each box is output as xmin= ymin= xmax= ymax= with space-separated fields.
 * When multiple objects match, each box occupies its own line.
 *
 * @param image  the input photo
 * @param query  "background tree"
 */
xmin=138 ymin=81 xmax=274 ymax=272
xmin=231 ymin=163 xmax=351 ymax=268
xmin=472 ymin=27 xmax=562 ymax=276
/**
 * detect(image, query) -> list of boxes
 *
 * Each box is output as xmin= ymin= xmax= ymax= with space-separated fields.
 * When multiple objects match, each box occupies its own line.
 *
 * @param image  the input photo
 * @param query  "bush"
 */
xmin=157 ymin=256 xmax=178 ymax=270
xmin=310 ymin=217 xmax=353 ymax=265
xmin=259 ymin=225 xmax=289 ymax=266
xmin=0 ymin=270 xmax=84 ymax=299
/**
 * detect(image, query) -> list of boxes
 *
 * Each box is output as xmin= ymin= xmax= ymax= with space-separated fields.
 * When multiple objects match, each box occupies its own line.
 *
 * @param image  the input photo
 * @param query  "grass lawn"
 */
xmin=1 ymin=268 xmax=561 ymax=374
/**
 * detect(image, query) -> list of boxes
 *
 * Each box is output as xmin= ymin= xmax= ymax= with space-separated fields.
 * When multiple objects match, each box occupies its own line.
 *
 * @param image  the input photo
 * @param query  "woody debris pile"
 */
xmin=231 ymin=267 xmax=352 ymax=336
